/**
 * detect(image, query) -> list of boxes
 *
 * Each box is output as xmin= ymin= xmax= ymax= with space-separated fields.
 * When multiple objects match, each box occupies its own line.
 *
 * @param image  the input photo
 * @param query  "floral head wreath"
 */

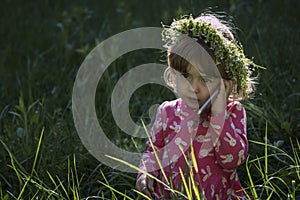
xmin=162 ymin=14 xmax=264 ymax=97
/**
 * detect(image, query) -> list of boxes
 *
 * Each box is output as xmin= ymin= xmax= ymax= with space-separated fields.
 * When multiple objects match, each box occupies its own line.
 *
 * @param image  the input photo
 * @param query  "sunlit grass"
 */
xmin=1 ymin=121 xmax=295 ymax=199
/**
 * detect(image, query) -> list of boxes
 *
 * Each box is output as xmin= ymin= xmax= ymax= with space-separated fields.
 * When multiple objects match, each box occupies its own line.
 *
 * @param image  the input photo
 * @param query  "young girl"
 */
xmin=136 ymin=13 xmax=261 ymax=200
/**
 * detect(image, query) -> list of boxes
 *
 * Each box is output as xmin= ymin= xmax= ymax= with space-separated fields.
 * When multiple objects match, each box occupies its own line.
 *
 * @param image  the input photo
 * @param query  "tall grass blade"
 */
xmin=179 ymin=168 xmax=192 ymax=200
xmin=99 ymin=169 xmax=118 ymax=199
xmin=17 ymin=175 xmax=30 ymax=200
xmin=0 ymin=139 xmax=26 ymax=186
xmin=98 ymin=181 xmax=134 ymax=200
xmin=46 ymin=171 xmax=61 ymax=199
xmin=141 ymin=120 xmax=170 ymax=185
xmin=245 ymin=156 xmax=258 ymax=199
xmin=104 ymin=155 xmax=168 ymax=189
xmin=31 ymin=127 xmax=44 ymax=175
xmin=264 ymin=121 xmax=268 ymax=182
xmin=56 ymin=175 xmax=69 ymax=199
xmin=131 ymin=189 xmax=151 ymax=200
xmin=190 ymin=139 xmax=198 ymax=174
xmin=105 ymin=155 xmax=185 ymax=197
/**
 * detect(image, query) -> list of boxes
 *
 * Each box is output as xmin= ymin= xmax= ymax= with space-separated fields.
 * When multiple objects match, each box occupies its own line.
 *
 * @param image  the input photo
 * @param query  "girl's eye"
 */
xmin=182 ymin=73 xmax=192 ymax=80
xmin=201 ymin=78 xmax=211 ymax=84
xmin=182 ymin=73 xmax=190 ymax=78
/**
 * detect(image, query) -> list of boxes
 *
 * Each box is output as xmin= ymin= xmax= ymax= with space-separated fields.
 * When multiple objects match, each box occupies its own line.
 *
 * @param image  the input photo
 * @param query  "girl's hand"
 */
xmin=224 ymin=79 xmax=234 ymax=100
xmin=211 ymin=79 xmax=233 ymax=115
xmin=136 ymin=174 xmax=154 ymax=197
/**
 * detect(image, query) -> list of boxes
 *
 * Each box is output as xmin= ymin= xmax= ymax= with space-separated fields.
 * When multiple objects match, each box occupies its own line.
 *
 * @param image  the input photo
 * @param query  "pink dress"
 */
xmin=138 ymin=98 xmax=248 ymax=200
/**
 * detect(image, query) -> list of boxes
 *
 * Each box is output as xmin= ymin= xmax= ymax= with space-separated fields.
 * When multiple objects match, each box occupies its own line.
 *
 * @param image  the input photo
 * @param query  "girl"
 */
xmin=136 ymin=13 xmax=261 ymax=200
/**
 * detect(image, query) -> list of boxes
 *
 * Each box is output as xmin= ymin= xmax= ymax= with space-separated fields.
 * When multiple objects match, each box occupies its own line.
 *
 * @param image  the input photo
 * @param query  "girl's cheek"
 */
xmin=176 ymin=77 xmax=192 ymax=90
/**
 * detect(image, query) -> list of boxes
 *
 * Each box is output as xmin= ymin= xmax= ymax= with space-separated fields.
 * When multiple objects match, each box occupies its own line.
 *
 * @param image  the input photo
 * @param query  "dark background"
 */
xmin=0 ymin=0 xmax=299 ymax=199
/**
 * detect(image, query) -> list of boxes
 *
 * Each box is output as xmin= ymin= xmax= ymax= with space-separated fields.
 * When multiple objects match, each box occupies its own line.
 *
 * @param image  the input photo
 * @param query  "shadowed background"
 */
xmin=0 ymin=0 xmax=299 ymax=199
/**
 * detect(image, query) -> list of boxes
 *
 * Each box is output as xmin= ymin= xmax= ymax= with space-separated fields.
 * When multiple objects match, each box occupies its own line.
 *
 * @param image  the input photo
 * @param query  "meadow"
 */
xmin=0 ymin=0 xmax=299 ymax=199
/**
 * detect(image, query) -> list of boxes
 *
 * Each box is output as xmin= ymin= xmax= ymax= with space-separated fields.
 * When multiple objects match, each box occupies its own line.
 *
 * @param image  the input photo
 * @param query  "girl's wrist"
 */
xmin=211 ymin=109 xmax=226 ymax=118
xmin=211 ymin=101 xmax=227 ymax=116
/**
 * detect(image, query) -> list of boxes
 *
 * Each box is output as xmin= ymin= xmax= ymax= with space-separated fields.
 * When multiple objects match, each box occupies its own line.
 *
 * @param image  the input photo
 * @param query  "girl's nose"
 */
xmin=191 ymin=80 xmax=201 ymax=93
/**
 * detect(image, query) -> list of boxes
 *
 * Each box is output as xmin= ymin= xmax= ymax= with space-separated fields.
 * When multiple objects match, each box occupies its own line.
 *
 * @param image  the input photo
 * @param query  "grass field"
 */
xmin=0 ymin=0 xmax=299 ymax=199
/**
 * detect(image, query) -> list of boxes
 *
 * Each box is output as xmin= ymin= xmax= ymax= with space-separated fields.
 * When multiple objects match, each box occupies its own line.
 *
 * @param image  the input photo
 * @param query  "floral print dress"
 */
xmin=138 ymin=98 xmax=249 ymax=200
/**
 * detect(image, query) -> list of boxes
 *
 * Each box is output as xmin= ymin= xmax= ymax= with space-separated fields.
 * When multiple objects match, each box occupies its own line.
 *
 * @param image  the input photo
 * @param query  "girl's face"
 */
xmin=175 ymin=65 xmax=219 ymax=110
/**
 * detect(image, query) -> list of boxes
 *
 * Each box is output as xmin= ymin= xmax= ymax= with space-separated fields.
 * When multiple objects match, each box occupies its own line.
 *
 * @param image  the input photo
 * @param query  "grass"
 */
xmin=0 ymin=0 xmax=300 ymax=199
xmin=1 ymin=120 xmax=299 ymax=199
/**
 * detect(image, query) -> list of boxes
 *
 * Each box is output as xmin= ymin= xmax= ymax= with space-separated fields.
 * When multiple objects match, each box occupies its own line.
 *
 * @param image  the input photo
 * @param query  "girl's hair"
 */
xmin=164 ymin=13 xmax=256 ymax=100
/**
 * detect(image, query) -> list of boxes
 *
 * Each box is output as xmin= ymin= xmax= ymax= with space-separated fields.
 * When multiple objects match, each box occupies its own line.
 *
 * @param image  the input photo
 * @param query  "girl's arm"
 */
xmin=137 ymin=102 xmax=167 ymax=178
xmin=209 ymin=101 xmax=248 ymax=170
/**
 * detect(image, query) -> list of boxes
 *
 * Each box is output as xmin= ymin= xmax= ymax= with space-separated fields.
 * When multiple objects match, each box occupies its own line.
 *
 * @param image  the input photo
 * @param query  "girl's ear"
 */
xmin=164 ymin=67 xmax=176 ymax=89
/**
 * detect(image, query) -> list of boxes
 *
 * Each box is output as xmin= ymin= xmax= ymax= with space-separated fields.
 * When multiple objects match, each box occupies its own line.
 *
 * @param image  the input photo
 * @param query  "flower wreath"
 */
xmin=162 ymin=14 xmax=265 ymax=97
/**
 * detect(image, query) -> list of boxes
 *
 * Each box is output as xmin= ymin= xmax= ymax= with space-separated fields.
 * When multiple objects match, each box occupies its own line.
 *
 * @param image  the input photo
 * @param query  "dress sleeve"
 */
xmin=137 ymin=102 xmax=168 ymax=177
xmin=209 ymin=101 xmax=248 ymax=170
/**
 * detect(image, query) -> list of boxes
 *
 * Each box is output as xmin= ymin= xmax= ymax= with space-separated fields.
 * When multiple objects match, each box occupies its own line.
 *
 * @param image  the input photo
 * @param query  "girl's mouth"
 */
xmin=188 ymin=97 xmax=201 ymax=104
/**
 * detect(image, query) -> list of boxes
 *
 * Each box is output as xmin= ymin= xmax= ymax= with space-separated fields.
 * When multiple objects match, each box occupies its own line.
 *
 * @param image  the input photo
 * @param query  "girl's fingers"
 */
xmin=136 ymin=174 xmax=154 ymax=197
xmin=143 ymin=188 xmax=152 ymax=197
xmin=211 ymin=79 xmax=234 ymax=115
xmin=224 ymin=80 xmax=233 ymax=99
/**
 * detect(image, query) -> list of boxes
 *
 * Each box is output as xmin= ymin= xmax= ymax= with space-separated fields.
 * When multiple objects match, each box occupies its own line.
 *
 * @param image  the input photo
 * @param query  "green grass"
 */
xmin=1 ymin=120 xmax=299 ymax=199
xmin=1 ymin=0 xmax=300 ymax=199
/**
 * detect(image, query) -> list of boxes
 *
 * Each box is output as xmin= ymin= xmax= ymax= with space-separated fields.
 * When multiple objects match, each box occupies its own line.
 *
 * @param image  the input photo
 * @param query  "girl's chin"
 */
xmin=184 ymin=99 xmax=203 ymax=109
